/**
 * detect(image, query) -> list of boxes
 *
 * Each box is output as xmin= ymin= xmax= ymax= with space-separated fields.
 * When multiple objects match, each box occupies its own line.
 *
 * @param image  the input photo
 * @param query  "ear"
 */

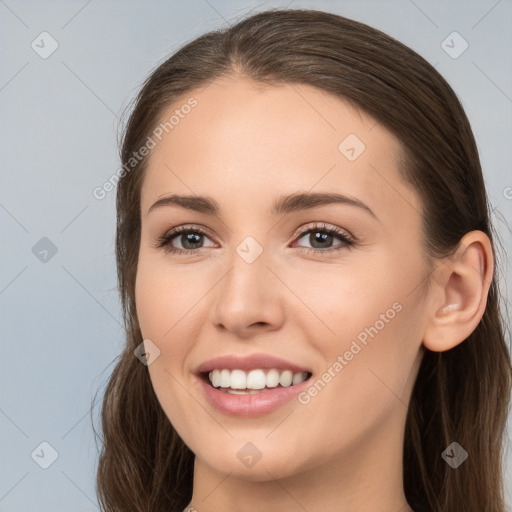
xmin=423 ymin=230 xmax=494 ymax=352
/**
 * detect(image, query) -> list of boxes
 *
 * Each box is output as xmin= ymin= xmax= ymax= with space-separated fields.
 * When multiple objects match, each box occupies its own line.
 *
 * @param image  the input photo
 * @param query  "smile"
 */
xmin=207 ymin=368 xmax=311 ymax=394
xmin=195 ymin=353 xmax=313 ymax=416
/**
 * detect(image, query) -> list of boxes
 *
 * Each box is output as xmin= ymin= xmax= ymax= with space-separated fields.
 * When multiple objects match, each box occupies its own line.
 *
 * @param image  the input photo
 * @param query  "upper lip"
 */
xmin=196 ymin=353 xmax=312 ymax=374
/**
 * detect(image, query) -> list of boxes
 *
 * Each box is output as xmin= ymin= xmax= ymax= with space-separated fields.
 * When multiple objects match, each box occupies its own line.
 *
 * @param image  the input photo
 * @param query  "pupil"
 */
xmin=183 ymin=233 xmax=201 ymax=249
xmin=311 ymin=232 xmax=332 ymax=248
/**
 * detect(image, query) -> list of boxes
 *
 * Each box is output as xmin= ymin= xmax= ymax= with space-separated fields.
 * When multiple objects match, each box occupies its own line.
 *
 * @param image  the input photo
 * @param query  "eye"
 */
xmin=153 ymin=224 xmax=215 ymax=254
xmin=292 ymin=223 xmax=355 ymax=254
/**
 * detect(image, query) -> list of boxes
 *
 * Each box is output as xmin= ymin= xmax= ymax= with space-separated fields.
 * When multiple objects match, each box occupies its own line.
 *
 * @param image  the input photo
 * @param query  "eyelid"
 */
xmin=294 ymin=222 xmax=353 ymax=241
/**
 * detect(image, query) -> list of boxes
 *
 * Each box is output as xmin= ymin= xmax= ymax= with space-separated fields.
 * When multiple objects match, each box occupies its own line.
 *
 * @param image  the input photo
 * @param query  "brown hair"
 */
xmin=94 ymin=8 xmax=512 ymax=511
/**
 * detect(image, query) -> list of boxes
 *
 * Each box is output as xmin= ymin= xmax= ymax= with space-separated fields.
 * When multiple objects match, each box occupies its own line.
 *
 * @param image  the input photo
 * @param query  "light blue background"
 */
xmin=1 ymin=0 xmax=511 ymax=510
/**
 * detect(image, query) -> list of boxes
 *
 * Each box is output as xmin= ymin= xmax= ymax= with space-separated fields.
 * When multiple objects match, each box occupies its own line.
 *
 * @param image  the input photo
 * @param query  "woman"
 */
xmin=95 ymin=8 xmax=511 ymax=512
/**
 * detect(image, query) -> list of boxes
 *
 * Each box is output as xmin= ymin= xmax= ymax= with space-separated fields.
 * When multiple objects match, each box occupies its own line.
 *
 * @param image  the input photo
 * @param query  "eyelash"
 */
xmin=153 ymin=223 xmax=356 ymax=256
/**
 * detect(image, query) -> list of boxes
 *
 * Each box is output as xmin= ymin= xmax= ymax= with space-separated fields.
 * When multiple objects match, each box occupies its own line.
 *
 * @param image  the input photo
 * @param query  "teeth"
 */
xmin=266 ymin=369 xmax=280 ymax=388
xmin=279 ymin=370 xmax=293 ymax=387
xmin=207 ymin=368 xmax=309 ymax=390
xmin=230 ymin=369 xmax=246 ymax=389
xmin=220 ymin=369 xmax=231 ymax=388
xmin=246 ymin=369 xmax=266 ymax=389
xmin=292 ymin=372 xmax=306 ymax=385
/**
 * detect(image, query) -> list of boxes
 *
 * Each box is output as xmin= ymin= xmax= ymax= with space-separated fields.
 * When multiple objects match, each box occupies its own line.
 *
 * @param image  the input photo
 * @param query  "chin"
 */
xmin=197 ymin=442 xmax=310 ymax=482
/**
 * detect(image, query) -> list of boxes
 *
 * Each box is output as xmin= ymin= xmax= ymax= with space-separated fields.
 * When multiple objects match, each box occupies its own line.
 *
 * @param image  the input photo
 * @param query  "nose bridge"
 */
xmin=223 ymin=233 xmax=270 ymax=304
xmin=210 ymin=232 xmax=284 ymax=333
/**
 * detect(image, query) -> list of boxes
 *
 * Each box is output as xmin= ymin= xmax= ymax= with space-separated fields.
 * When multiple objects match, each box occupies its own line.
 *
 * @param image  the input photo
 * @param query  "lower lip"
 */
xmin=196 ymin=374 xmax=312 ymax=417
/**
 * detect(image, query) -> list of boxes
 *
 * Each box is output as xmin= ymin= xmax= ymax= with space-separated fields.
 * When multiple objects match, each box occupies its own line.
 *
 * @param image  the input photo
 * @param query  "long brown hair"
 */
xmin=94 ymin=8 xmax=512 ymax=511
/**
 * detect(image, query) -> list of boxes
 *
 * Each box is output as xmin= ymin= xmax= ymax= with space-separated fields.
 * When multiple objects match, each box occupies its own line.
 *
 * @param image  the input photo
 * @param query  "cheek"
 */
xmin=288 ymin=250 xmax=406 ymax=341
xmin=135 ymin=258 xmax=204 ymax=439
xmin=134 ymin=254 xmax=214 ymax=388
xmin=292 ymin=302 xmax=419 ymax=465
xmin=292 ymin=251 xmax=422 ymax=409
xmin=135 ymin=254 xmax=202 ymax=342
xmin=134 ymin=261 xmax=195 ymax=413
xmin=135 ymin=269 xmax=162 ymax=341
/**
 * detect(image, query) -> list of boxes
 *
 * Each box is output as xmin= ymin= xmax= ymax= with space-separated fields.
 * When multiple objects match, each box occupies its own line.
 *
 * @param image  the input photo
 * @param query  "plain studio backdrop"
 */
xmin=0 ymin=1 xmax=511 ymax=510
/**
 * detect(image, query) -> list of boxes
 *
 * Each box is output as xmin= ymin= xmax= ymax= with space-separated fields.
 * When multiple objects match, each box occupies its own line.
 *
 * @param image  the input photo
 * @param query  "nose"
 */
xmin=209 ymin=243 xmax=285 ymax=338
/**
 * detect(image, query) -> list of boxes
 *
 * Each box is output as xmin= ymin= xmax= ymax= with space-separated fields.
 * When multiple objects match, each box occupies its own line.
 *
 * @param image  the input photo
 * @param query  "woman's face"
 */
xmin=135 ymin=76 xmax=431 ymax=481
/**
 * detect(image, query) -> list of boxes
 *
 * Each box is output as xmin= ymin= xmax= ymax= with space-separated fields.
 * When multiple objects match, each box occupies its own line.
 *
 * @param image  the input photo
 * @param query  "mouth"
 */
xmin=195 ymin=353 xmax=314 ymax=416
xmin=200 ymin=368 xmax=313 ymax=395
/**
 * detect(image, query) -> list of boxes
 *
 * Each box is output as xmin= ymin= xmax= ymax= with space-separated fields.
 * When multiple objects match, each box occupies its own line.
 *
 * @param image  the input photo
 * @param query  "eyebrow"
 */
xmin=147 ymin=191 xmax=377 ymax=220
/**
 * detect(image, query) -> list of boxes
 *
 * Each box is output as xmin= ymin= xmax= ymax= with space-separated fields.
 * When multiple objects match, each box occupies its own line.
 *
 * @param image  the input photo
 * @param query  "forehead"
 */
xmin=140 ymin=76 xmax=421 ymax=224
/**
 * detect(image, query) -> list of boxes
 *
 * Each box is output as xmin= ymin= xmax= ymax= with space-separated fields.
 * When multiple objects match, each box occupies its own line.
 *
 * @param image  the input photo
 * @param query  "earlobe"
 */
xmin=423 ymin=230 xmax=493 ymax=352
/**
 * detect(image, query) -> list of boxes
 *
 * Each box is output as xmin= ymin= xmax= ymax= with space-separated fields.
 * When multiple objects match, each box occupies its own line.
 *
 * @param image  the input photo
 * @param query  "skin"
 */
xmin=134 ymin=75 xmax=493 ymax=512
